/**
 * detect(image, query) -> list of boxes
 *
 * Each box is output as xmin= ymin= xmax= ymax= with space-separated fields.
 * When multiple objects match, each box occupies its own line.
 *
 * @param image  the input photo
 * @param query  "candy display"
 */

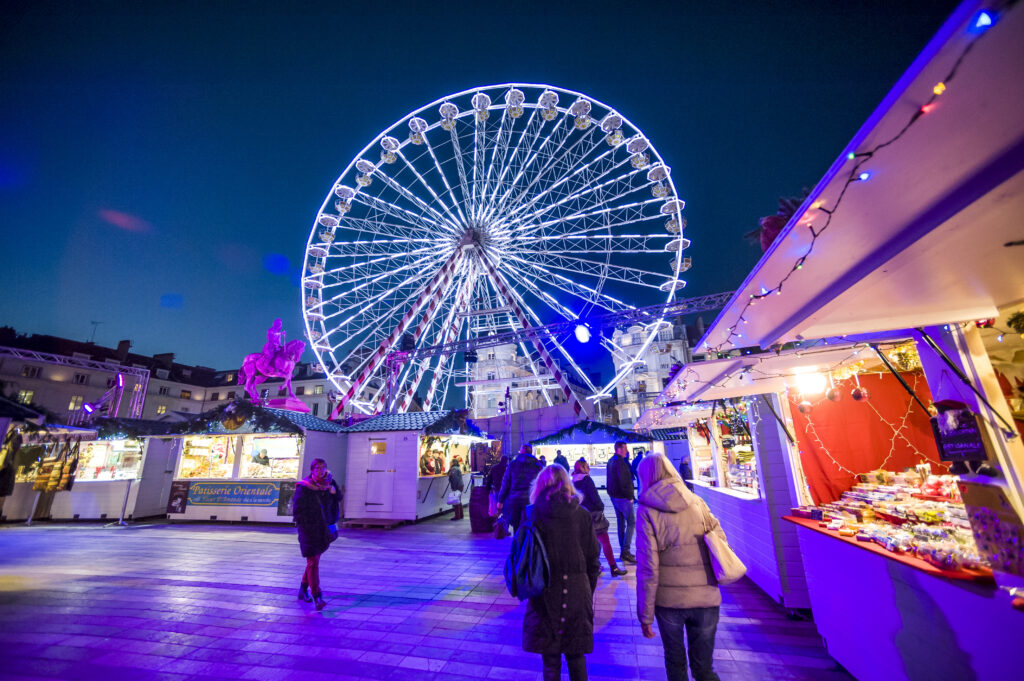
xmin=791 ymin=468 xmax=988 ymax=573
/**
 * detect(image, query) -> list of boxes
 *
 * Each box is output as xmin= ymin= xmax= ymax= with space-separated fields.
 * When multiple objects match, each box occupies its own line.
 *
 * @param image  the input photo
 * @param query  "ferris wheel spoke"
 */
xmin=446 ymin=123 xmax=474 ymax=218
xmin=392 ymin=149 xmax=462 ymax=227
xmin=335 ymin=214 xmax=437 ymax=241
xmin=513 ymin=197 xmax=665 ymax=236
xmin=480 ymin=107 xmax=516 ymax=214
xmin=488 ymin=113 xmax=568 ymax=221
xmin=510 ymin=159 xmax=652 ymax=227
xmin=518 ymin=252 xmax=673 ymax=289
xmin=498 ymin=121 xmax=603 ymax=221
xmin=418 ymin=135 xmax=469 ymax=225
xmin=354 ymin=191 xmax=445 ymax=236
xmin=371 ymin=165 xmax=460 ymax=233
xmin=320 ymin=253 xmax=438 ymax=292
xmin=319 ymin=266 xmax=435 ymax=323
xmin=488 ymin=109 xmax=548 ymax=216
xmin=501 ymin=259 xmax=635 ymax=313
xmin=513 ymin=232 xmax=673 ymax=255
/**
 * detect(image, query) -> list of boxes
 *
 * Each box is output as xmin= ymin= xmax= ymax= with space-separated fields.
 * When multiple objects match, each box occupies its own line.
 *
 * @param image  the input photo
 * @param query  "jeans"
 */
xmin=610 ymin=497 xmax=635 ymax=556
xmin=503 ymin=496 xmax=528 ymax=533
xmin=542 ymin=653 xmax=587 ymax=681
xmin=653 ymin=605 xmax=721 ymax=681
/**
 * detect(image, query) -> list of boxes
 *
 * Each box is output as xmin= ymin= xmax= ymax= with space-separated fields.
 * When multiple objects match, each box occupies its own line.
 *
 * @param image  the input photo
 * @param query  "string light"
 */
xmin=706 ymin=10 xmax=1008 ymax=355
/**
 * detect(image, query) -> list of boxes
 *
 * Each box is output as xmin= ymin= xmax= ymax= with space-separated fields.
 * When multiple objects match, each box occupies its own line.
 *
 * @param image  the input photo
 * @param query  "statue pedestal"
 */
xmin=266 ymin=397 xmax=311 ymax=414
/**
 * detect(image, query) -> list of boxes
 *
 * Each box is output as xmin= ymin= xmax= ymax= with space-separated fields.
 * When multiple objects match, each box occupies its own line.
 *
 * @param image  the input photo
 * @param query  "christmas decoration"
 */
xmin=851 ymin=387 xmax=871 ymax=402
xmin=826 ymin=388 xmax=842 ymax=402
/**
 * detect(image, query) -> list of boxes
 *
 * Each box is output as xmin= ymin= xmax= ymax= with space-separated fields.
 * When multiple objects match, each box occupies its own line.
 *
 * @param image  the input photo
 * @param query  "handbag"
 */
xmin=494 ymin=515 xmax=510 ymax=539
xmin=699 ymin=501 xmax=746 ymax=584
xmin=590 ymin=510 xmax=610 ymax=534
xmin=446 ymin=491 xmax=462 ymax=505
xmin=504 ymin=508 xmax=550 ymax=600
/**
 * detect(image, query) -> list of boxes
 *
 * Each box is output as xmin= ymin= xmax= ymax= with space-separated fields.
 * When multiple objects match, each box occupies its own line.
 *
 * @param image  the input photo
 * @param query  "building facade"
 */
xmin=610 ymin=321 xmax=698 ymax=427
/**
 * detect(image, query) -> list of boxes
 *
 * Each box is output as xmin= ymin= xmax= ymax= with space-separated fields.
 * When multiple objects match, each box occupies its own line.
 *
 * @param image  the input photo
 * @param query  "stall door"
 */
xmin=364 ymin=438 xmax=395 ymax=513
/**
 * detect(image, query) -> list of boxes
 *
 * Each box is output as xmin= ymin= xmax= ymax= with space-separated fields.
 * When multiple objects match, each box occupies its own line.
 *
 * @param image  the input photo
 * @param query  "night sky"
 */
xmin=0 ymin=0 xmax=960 ymax=373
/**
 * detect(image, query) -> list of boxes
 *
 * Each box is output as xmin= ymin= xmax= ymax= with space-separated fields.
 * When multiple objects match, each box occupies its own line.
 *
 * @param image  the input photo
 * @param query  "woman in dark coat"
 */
xmin=521 ymin=464 xmax=601 ymax=681
xmin=497 ymin=444 xmax=542 ymax=532
xmin=292 ymin=458 xmax=341 ymax=611
xmin=448 ymin=457 xmax=465 ymax=520
xmin=572 ymin=458 xmax=627 ymax=577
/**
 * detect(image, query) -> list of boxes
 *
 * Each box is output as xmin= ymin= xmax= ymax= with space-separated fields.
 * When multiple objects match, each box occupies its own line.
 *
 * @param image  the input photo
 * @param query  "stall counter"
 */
xmin=788 ymin=517 xmax=1019 ymax=681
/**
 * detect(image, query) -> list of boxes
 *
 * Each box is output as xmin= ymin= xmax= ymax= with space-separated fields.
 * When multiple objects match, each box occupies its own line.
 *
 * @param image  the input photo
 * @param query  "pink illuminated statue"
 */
xmin=238 ymin=319 xmax=310 ymax=413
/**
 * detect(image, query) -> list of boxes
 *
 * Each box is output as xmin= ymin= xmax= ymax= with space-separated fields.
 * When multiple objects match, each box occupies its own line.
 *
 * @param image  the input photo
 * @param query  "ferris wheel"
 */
xmin=302 ymin=84 xmax=691 ymax=417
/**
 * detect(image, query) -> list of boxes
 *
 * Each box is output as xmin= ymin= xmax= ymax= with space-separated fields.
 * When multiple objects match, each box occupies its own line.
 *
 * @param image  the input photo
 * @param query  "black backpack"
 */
xmin=504 ymin=505 xmax=550 ymax=600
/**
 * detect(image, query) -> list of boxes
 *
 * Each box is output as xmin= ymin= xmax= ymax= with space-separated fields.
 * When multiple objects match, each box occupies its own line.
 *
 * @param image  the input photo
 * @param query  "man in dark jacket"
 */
xmin=497 ymin=444 xmax=542 ymax=532
xmin=553 ymin=450 xmax=570 ymax=472
xmin=606 ymin=440 xmax=636 ymax=564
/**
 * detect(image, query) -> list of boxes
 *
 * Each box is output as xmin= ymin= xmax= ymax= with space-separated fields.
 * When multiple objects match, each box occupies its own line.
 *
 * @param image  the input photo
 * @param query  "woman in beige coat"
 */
xmin=635 ymin=454 xmax=726 ymax=681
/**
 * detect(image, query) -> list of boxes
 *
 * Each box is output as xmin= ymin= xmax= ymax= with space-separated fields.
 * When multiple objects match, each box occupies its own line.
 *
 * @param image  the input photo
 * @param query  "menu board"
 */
xmin=930 ymin=409 xmax=991 ymax=462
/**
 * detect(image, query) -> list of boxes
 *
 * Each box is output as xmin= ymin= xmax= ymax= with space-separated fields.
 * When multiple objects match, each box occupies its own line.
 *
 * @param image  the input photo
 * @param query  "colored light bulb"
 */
xmin=858 ymin=171 xmax=871 ymax=181
xmin=933 ymin=82 xmax=946 ymax=95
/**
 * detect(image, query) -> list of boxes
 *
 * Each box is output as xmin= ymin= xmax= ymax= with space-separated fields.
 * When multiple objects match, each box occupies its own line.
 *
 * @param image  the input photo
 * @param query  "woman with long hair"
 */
xmin=292 ymin=458 xmax=341 ymax=611
xmin=520 ymin=465 xmax=601 ymax=681
xmin=572 ymin=458 xmax=627 ymax=577
xmin=635 ymin=453 xmax=726 ymax=681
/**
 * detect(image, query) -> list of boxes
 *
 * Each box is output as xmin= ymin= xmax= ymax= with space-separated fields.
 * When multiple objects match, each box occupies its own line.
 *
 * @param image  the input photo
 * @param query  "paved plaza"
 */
xmin=0 ymin=510 xmax=852 ymax=681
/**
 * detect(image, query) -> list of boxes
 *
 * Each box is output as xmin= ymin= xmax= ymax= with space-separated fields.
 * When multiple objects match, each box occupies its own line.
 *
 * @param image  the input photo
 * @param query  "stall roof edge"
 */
xmin=342 ymin=410 xmax=456 ymax=433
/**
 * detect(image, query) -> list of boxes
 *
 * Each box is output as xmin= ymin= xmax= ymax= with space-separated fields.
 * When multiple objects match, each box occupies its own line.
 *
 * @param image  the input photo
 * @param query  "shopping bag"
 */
xmin=446 ymin=491 xmax=462 ymax=505
xmin=700 ymin=501 xmax=746 ymax=584
xmin=494 ymin=515 xmax=510 ymax=539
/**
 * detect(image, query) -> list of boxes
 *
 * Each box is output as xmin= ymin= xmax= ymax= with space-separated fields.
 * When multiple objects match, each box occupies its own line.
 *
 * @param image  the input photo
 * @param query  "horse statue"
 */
xmin=238 ymin=319 xmax=310 ymax=413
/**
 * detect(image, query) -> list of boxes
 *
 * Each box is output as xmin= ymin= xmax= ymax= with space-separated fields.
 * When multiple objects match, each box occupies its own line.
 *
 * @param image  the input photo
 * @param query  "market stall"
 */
xmin=530 ymin=420 xmax=653 ymax=483
xmin=164 ymin=402 xmax=347 ymax=523
xmin=658 ymin=3 xmax=1024 ymax=677
xmin=342 ymin=410 xmax=492 ymax=522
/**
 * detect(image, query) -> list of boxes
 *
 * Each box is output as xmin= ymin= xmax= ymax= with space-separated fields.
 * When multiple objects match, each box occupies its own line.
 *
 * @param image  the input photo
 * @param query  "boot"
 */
xmin=298 ymin=581 xmax=312 ymax=602
xmin=313 ymin=592 xmax=327 ymax=611
xmin=610 ymin=565 xmax=627 ymax=577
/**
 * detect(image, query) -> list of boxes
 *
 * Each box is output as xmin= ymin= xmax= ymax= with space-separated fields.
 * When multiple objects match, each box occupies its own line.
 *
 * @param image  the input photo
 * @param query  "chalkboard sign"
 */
xmin=166 ymin=480 xmax=190 ymax=514
xmin=930 ymin=409 xmax=991 ymax=462
xmin=278 ymin=480 xmax=296 ymax=516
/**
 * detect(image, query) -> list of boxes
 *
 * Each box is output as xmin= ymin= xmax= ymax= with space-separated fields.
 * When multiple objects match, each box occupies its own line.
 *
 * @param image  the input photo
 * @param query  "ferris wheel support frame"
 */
xmin=330 ymin=252 xmax=463 ymax=418
xmin=475 ymin=247 xmax=590 ymax=419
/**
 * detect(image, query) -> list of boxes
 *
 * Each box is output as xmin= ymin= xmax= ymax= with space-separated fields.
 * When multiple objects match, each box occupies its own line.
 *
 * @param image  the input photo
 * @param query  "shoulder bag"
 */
xmin=699 ymin=501 xmax=746 ymax=584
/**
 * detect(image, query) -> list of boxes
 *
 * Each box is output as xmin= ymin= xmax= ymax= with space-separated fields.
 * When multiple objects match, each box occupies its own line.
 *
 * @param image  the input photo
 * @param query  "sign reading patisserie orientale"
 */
xmin=187 ymin=481 xmax=281 ymax=506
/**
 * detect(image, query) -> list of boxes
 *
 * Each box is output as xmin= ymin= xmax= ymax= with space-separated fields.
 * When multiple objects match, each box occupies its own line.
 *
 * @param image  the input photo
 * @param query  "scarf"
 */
xmin=299 ymin=474 xmax=332 ymax=491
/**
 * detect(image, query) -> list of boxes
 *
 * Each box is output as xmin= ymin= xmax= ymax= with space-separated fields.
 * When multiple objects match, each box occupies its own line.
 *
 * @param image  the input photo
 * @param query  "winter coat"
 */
xmin=498 ymin=452 xmax=542 ymax=505
xmin=521 ymin=495 xmax=601 ymax=655
xmin=553 ymin=454 xmax=570 ymax=472
xmin=293 ymin=478 xmax=341 ymax=558
xmin=606 ymin=454 xmax=634 ymax=500
xmin=635 ymin=478 xmax=724 ymax=625
xmin=485 ymin=457 xmax=509 ymax=492
xmin=571 ymin=473 xmax=604 ymax=514
xmin=448 ymin=464 xmax=464 ymax=492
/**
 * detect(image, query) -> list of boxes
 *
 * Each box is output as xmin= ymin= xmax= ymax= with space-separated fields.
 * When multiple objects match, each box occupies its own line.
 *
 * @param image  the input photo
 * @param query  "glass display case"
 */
xmin=176 ymin=436 xmax=236 ymax=479
xmin=717 ymin=401 xmax=758 ymax=495
xmin=75 ymin=439 xmax=144 ymax=481
xmin=239 ymin=435 xmax=301 ymax=479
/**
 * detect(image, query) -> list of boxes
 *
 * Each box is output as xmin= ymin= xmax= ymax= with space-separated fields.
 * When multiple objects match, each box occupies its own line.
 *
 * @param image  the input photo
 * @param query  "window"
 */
xmin=227 ymin=391 xmax=236 ymax=399
xmin=75 ymin=440 xmax=144 ymax=481
xmin=106 ymin=377 xmax=116 ymax=388
xmin=487 ymin=372 xmax=495 ymax=381
xmin=370 ymin=441 xmax=386 ymax=455
xmin=637 ymin=380 xmax=647 ymax=394
xmin=156 ymin=369 xmax=169 ymax=379
xmin=278 ymin=387 xmax=286 ymax=396
xmin=240 ymin=436 xmax=300 ymax=479
xmin=312 ymin=403 xmax=319 ymax=416
xmin=16 ymin=390 xmax=33 ymax=404
xmin=296 ymin=386 xmax=305 ymax=396
xmin=177 ymin=436 xmax=237 ymax=479
xmin=211 ymin=392 xmax=220 ymax=401
xmin=488 ymin=397 xmax=496 ymax=409
xmin=22 ymin=366 xmax=41 ymax=379
xmin=313 ymin=385 xmax=324 ymax=395
xmin=68 ymin=396 xmax=84 ymax=410
xmin=260 ymin=389 xmax=269 ymax=399
xmin=72 ymin=373 xmax=89 ymax=385
xmin=182 ymin=369 xmax=192 ymax=378
xmin=180 ymin=390 xmax=192 ymax=399
xmin=156 ymin=405 xmax=167 ymax=415
xmin=180 ymin=407 xmax=189 ymax=413
xmin=158 ymin=386 xmax=169 ymax=396
xmin=487 ymin=351 xmax=495 ymax=360
xmin=226 ymin=373 xmax=235 ymax=383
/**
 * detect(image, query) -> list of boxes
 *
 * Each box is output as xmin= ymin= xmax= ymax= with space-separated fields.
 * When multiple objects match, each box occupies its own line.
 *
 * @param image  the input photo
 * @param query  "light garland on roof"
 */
xmin=707 ymin=6 xmax=1011 ymax=355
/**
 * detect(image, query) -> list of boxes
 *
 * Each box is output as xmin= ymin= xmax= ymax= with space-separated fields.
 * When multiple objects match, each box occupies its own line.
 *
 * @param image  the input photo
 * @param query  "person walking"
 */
xmin=572 ymin=458 xmax=627 ymax=577
xmin=497 ymin=444 xmax=542 ymax=532
xmin=553 ymin=450 xmax=570 ymax=472
xmin=448 ymin=457 xmax=465 ymax=520
xmin=485 ymin=451 xmax=510 ymax=517
xmin=520 ymin=465 xmax=600 ymax=681
xmin=630 ymin=449 xmax=644 ymax=490
xmin=606 ymin=441 xmax=636 ymax=564
xmin=635 ymin=454 xmax=727 ymax=681
xmin=678 ymin=454 xmax=695 ymax=492
xmin=293 ymin=458 xmax=341 ymax=611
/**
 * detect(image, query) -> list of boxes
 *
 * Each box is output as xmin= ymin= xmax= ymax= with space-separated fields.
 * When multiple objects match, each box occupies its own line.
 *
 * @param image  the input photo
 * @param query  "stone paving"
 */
xmin=0 ymin=509 xmax=853 ymax=681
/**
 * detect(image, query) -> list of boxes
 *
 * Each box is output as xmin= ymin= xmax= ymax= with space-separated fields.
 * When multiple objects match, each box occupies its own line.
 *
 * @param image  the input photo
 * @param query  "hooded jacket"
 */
xmin=635 ymin=478 xmax=724 ymax=624
xmin=497 ymin=452 xmax=542 ymax=504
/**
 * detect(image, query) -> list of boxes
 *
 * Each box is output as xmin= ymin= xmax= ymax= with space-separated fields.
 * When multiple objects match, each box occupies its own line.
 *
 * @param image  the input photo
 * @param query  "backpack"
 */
xmin=504 ymin=505 xmax=550 ymax=600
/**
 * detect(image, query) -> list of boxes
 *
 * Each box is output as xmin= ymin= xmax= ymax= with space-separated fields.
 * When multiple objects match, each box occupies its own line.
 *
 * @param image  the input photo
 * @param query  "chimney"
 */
xmin=117 ymin=340 xmax=132 ymax=361
xmin=153 ymin=352 xmax=175 ymax=369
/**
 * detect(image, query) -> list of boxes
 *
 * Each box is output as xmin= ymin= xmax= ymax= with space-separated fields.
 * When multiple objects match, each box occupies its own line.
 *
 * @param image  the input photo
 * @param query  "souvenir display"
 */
xmin=791 ymin=468 xmax=988 ymax=573
xmin=239 ymin=436 xmax=301 ymax=479
xmin=177 ymin=436 xmax=235 ymax=479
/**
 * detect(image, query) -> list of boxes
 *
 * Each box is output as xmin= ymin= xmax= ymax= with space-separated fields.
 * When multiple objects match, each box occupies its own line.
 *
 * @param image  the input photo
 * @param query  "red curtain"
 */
xmin=788 ymin=371 xmax=946 ymax=505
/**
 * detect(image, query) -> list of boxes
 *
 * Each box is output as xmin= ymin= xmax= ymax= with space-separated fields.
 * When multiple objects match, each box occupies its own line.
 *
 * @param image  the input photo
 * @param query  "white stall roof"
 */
xmin=698 ymin=2 xmax=1024 ymax=354
xmin=636 ymin=402 xmax=716 ymax=432
xmin=661 ymin=340 xmax=907 ymax=404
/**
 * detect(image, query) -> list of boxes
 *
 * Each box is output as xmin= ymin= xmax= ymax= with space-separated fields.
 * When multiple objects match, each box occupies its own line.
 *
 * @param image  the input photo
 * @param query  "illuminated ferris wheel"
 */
xmin=302 ymin=84 xmax=691 ymax=417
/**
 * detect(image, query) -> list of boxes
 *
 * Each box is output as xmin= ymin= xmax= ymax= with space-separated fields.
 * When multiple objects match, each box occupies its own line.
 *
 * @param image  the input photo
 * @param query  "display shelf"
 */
xmin=783 ymin=516 xmax=994 ymax=584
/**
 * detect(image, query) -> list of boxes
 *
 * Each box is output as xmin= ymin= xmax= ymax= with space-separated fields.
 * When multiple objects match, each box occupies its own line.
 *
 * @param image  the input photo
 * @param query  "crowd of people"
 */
xmin=292 ymin=443 xmax=728 ymax=681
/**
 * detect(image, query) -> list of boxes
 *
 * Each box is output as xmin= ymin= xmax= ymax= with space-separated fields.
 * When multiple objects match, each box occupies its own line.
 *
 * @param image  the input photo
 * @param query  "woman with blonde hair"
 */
xmin=635 ymin=454 xmax=727 ymax=681
xmin=518 ymin=465 xmax=601 ymax=681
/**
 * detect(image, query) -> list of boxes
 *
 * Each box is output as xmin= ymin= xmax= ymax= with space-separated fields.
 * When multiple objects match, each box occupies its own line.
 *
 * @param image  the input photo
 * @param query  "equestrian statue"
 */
xmin=238 ymin=319 xmax=310 ymax=413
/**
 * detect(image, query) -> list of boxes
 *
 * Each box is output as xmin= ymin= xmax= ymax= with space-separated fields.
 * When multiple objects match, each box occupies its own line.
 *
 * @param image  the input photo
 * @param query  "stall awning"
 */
xmin=696 ymin=2 xmax=1024 ymax=354
xmin=530 ymin=421 xmax=650 ymax=447
xmin=343 ymin=410 xmax=482 ymax=436
xmin=648 ymin=429 xmax=689 ymax=441
xmin=635 ymin=403 xmax=715 ymax=432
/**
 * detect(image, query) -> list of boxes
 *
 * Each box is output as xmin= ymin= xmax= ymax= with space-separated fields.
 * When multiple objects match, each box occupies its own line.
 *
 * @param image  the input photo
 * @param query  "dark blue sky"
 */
xmin=0 ymin=0 xmax=959 ymax=371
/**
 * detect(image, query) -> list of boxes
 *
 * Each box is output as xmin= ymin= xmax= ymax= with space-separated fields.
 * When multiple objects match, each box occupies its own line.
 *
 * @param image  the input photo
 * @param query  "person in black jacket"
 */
xmin=606 ymin=441 xmax=636 ymax=564
xmin=497 ymin=444 xmax=542 ymax=532
xmin=448 ymin=458 xmax=465 ymax=520
xmin=485 ymin=452 xmax=509 ymax=517
xmin=292 ymin=458 xmax=341 ymax=611
xmin=572 ymin=458 xmax=627 ymax=577
xmin=553 ymin=450 xmax=570 ymax=472
xmin=521 ymin=465 xmax=601 ymax=681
